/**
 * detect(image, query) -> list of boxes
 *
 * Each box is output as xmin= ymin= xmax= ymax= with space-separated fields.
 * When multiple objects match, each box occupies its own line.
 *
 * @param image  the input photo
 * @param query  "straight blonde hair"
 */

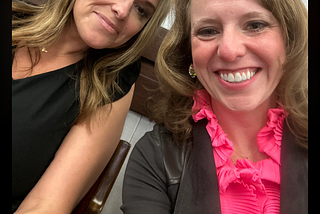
xmin=151 ymin=0 xmax=308 ymax=149
xmin=12 ymin=0 xmax=171 ymax=127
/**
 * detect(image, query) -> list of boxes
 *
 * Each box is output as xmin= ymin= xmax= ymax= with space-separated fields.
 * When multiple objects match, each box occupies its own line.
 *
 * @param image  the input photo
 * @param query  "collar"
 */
xmin=173 ymin=119 xmax=307 ymax=214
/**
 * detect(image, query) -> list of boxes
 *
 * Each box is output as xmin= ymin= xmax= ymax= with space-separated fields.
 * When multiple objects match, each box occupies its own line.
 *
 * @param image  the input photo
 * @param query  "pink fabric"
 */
xmin=192 ymin=90 xmax=285 ymax=214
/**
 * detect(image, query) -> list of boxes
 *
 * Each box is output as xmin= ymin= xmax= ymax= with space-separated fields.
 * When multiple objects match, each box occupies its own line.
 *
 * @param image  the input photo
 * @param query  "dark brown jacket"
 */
xmin=121 ymin=119 xmax=308 ymax=214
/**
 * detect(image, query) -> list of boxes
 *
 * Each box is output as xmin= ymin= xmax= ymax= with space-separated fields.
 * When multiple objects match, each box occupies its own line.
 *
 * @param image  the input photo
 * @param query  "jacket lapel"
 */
xmin=174 ymin=119 xmax=221 ymax=214
xmin=280 ymin=121 xmax=308 ymax=214
xmin=174 ymin=119 xmax=308 ymax=214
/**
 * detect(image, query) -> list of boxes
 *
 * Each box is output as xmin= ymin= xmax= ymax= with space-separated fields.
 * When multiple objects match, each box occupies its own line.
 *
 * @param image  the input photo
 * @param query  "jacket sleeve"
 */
xmin=121 ymin=124 xmax=173 ymax=214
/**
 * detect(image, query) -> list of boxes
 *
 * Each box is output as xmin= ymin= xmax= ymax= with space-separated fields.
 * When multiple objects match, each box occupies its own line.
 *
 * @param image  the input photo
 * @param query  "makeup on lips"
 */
xmin=216 ymin=68 xmax=261 ymax=83
xmin=94 ymin=12 xmax=119 ymax=35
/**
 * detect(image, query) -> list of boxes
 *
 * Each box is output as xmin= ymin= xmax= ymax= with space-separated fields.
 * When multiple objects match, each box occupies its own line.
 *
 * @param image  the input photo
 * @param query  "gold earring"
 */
xmin=189 ymin=63 xmax=196 ymax=78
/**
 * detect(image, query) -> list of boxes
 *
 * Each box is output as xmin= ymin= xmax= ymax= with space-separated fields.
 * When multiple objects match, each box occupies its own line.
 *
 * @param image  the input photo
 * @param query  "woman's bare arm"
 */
xmin=14 ymin=85 xmax=135 ymax=214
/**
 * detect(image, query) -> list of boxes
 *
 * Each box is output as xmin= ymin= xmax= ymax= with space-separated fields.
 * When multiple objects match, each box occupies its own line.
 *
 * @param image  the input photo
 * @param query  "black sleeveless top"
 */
xmin=12 ymin=59 xmax=141 ymax=212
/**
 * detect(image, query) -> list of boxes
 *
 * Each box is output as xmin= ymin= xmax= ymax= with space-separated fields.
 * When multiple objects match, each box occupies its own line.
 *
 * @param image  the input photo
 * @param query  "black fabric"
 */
xmin=173 ymin=119 xmax=221 ymax=214
xmin=280 ymin=121 xmax=308 ymax=214
xmin=121 ymin=119 xmax=308 ymax=214
xmin=12 ymin=59 xmax=141 ymax=212
xmin=121 ymin=124 xmax=177 ymax=214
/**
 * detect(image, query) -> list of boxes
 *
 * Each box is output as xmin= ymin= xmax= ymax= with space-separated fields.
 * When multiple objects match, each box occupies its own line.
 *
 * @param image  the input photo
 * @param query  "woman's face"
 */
xmin=190 ymin=0 xmax=286 ymax=112
xmin=73 ymin=0 xmax=160 ymax=49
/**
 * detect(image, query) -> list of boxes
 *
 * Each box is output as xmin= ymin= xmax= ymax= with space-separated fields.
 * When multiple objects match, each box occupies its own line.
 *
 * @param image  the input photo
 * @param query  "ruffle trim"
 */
xmin=192 ymin=89 xmax=284 ymax=190
xmin=192 ymin=90 xmax=234 ymax=168
xmin=257 ymin=108 xmax=285 ymax=166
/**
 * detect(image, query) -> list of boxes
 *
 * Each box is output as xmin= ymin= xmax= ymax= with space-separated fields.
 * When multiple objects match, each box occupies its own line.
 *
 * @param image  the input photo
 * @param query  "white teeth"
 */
xmin=227 ymin=73 xmax=234 ymax=82
xmin=246 ymin=70 xmax=251 ymax=79
xmin=219 ymin=69 xmax=258 ymax=83
xmin=234 ymin=72 xmax=242 ymax=82
xmin=241 ymin=72 xmax=247 ymax=81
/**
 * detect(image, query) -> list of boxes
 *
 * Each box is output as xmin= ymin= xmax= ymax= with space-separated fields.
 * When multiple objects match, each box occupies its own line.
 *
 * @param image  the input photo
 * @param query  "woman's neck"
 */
xmin=210 ymin=95 xmax=277 ymax=150
xmin=13 ymin=19 xmax=89 ymax=79
xmin=43 ymin=18 xmax=89 ymax=57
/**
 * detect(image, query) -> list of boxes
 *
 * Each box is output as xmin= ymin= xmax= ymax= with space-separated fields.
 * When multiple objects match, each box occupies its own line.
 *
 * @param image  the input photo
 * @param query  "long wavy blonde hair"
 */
xmin=12 ymin=0 xmax=171 ymax=126
xmin=151 ymin=0 xmax=308 ymax=149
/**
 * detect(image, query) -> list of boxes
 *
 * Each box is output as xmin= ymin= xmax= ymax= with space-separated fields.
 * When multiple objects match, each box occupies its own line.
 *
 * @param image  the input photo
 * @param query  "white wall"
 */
xmin=302 ymin=0 xmax=308 ymax=8
xmin=160 ymin=9 xmax=175 ymax=30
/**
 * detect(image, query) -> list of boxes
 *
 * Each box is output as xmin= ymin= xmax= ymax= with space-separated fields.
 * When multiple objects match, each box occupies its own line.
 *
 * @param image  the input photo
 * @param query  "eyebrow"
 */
xmin=192 ymin=11 xmax=275 ymax=28
xmin=192 ymin=18 xmax=218 ymax=29
xmin=242 ymin=11 xmax=274 ymax=20
xmin=142 ymin=0 xmax=157 ymax=13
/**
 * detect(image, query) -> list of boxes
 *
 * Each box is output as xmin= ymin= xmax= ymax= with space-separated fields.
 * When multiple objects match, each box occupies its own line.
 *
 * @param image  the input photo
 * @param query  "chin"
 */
xmin=221 ymin=97 xmax=264 ymax=112
xmin=226 ymin=104 xmax=257 ymax=112
xmin=225 ymin=103 xmax=255 ymax=112
xmin=86 ymin=39 xmax=126 ymax=49
xmin=81 ymin=33 xmax=116 ymax=49
xmin=223 ymin=95 xmax=277 ymax=113
xmin=85 ymin=40 xmax=111 ymax=49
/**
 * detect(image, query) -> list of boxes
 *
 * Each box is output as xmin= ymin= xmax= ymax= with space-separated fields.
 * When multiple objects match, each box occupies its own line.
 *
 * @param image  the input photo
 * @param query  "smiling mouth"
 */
xmin=94 ymin=12 xmax=119 ymax=34
xmin=216 ymin=68 xmax=261 ymax=83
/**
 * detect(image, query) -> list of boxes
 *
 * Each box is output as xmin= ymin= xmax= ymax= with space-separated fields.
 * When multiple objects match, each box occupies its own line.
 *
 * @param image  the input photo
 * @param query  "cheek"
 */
xmin=119 ymin=17 xmax=145 ymax=41
xmin=191 ymin=39 xmax=221 ymax=97
xmin=191 ymin=39 xmax=214 ymax=83
xmin=191 ymin=38 xmax=216 ymax=70
xmin=255 ymin=31 xmax=286 ymax=69
xmin=265 ymin=40 xmax=285 ymax=86
xmin=73 ymin=0 xmax=88 ymax=26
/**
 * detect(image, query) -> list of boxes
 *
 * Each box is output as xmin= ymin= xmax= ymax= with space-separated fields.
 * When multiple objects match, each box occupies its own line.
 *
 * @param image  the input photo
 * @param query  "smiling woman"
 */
xmin=72 ymin=0 xmax=159 ymax=49
xmin=121 ymin=0 xmax=308 ymax=213
xmin=12 ymin=0 xmax=171 ymax=213
xmin=151 ymin=0 xmax=308 ymax=147
xmin=190 ymin=0 xmax=286 ymax=112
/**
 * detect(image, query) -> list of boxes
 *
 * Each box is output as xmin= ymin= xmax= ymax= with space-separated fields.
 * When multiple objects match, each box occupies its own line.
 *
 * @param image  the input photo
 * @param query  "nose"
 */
xmin=217 ymin=28 xmax=246 ymax=62
xmin=111 ymin=0 xmax=133 ymax=20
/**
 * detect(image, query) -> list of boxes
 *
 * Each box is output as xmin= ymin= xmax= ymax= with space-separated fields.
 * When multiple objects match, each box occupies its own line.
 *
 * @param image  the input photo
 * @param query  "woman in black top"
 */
xmin=12 ymin=0 xmax=170 ymax=213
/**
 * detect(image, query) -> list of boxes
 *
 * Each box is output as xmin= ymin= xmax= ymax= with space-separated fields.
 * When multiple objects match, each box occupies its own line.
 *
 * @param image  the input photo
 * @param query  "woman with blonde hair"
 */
xmin=12 ymin=0 xmax=170 ymax=213
xmin=122 ymin=0 xmax=307 ymax=213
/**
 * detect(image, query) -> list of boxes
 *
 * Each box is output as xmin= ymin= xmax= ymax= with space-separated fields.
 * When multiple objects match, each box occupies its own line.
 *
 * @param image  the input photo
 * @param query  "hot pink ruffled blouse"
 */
xmin=192 ymin=90 xmax=285 ymax=214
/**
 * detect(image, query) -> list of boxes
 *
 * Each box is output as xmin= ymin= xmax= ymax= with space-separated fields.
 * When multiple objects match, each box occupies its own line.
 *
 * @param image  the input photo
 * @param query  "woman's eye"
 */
xmin=196 ymin=27 xmax=218 ymax=39
xmin=135 ymin=5 xmax=149 ymax=18
xmin=246 ymin=21 xmax=268 ymax=31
